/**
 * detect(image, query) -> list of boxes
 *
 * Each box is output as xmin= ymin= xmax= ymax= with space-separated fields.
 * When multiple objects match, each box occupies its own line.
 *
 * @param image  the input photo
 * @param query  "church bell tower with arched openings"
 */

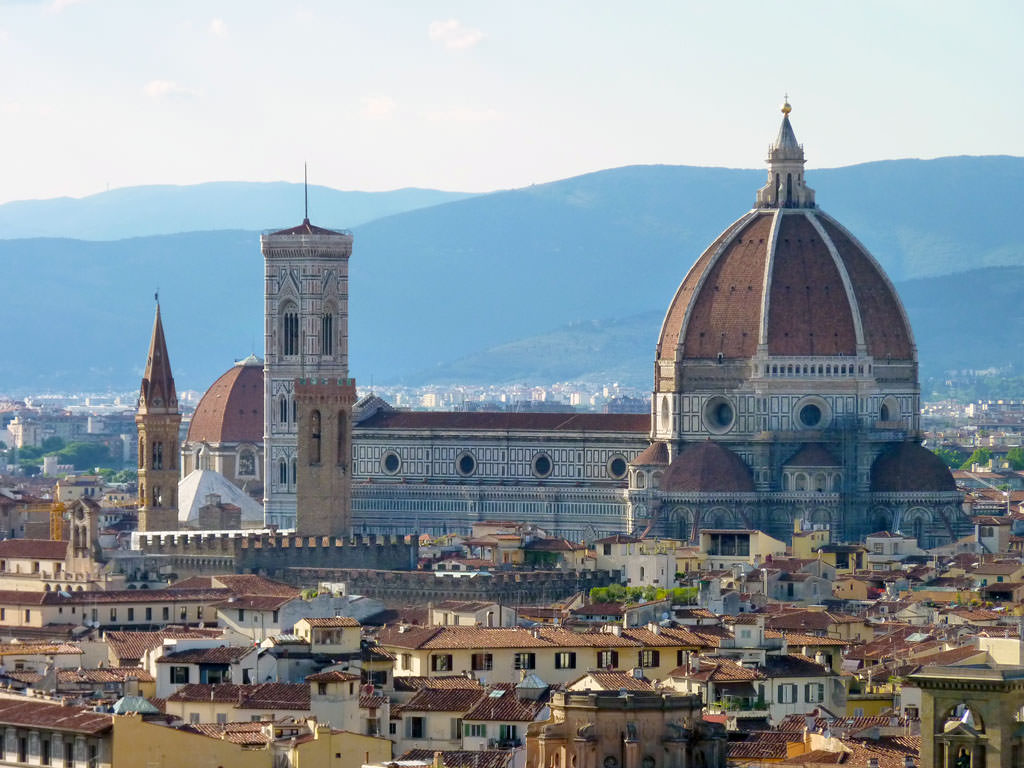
xmin=136 ymin=300 xmax=181 ymax=531
xmin=261 ymin=217 xmax=353 ymax=529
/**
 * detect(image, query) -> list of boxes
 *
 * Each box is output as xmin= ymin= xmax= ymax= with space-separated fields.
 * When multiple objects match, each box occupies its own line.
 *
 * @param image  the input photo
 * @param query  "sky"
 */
xmin=0 ymin=0 xmax=1021 ymax=204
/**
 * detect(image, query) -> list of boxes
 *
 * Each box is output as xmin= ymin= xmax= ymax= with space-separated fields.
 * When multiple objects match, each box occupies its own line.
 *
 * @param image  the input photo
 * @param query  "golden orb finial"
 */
xmin=781 ymin=96 xmax=792 ymax=115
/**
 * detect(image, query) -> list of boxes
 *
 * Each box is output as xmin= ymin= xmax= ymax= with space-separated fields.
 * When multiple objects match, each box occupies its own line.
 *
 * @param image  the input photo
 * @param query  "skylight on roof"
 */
xmin=488 ymin=689 xmax=506 ymax=698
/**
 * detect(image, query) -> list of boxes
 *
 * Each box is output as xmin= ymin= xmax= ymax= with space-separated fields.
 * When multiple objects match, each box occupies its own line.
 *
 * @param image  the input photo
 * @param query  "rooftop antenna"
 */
xmin=304 ymin=162 xmax=309 ymax=222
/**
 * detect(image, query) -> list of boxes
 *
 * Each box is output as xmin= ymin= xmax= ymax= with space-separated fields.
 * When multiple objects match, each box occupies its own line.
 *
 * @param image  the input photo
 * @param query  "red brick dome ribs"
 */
xmin=656 ymin=209 xmax=914 ymax=366
xmin=660 ymin=442 xmax=754 ymax=493
xmin=186 ymin=357 xmax=264 ymax=444
xmin=870 ymin=443 xmax=956 ymax=493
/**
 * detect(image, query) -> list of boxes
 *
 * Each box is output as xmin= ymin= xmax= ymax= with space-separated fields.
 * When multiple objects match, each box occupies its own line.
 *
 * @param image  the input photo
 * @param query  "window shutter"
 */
xmin=611 ymin=650 xmax=619 ymax=667
xmin=804 ymin=684 xmax=811 ymax=702
xmin=817 ymin=683 xmax=824 ymax=701
xmin=777 ymin=685 xmax=783 ymax=703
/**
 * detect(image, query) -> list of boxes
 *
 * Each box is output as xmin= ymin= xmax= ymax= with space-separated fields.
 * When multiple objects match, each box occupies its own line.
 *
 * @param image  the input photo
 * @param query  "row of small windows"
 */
xmin=279 ymin=305 xmax=339 ymax=357
xmin=763 ymin=363 xmax=870 ymax=377
xmin=377 ymin=450 xmax=629 ymax=480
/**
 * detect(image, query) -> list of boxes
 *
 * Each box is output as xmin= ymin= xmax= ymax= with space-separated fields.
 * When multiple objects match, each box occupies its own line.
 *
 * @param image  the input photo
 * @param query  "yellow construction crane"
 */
xmin=50 ymin=501 xmax=66 ymax=541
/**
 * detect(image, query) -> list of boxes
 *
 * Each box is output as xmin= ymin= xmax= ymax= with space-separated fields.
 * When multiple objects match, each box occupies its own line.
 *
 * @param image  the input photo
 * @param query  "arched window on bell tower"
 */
xmin=153 ymin=442 xmax=163 ymax=470
xmin=152 ymin=486 xmax=161 ymax=507
xmin=281 ymin=303 xmax=299 ymax=356
xmin=279 ymin=395 xmax=288 ymax=424
xmin=321 ymin=308 xmax=334 ymax=357
xmin=310 ymin=410 xmax=321 ymax=464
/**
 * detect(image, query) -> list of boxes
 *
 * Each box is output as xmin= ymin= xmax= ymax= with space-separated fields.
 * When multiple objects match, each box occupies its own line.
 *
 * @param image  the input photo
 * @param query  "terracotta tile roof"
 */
xmin=783 ymin=443 xmax=841 ymax=468
xmin=401 ymin=686 xmax=485 ymax=714
xmin=571 ymin=603 xmax=624 ymax=617
xmin=104 ymin=629 xmax=225 ymax=664
xmin=669 ymin=656 xmax=763 ymax=682
xmin=269 ymin=218 xmax=349 ymax=237
xmin=0 ymin=643 xmax=83 ymax=657
xmin=360 ymin=691 xmax=389 ymax=709
xmin=464 ymin=684 xmax=547 ymax=721
xmin=660 ymin=442 xmax=754 ymax=493
xmin=169 ymin=683 xmax=310 ymax=710
xmin=299 ymin=616 xmax=361 ymax=628
xmin=173 ymin=574 xmax=299 ymax=597
xmin=212 ymin=595 xmax=295 ymax=611
xmin=393 ymin=676 xmax=481 ymax=692
xmin=763 ymin=653 xmax=833 ymax=678
xmin=156 ymin=645 xmax=255 ymax=664
xmin=181 ymin=720 xmax=272 ymax=746
xmin=56 ymin=667 xmax=154 ymax=684
xmin=433 ymin=601 xmax=497 ymax=612
xmin=765 ymin=610 xmax=862 ymax=633
xmin=0 ymin=539 xmax=67 ymax=559
xmin=305 ymin=670 xmax=360 ymax=683
xmin=399 ymin=749 xmax=514 ymax=768
xmin=53 ymin=588 xmax=232 ymax=606
xmin=769 ymin=631 xmax=855 ymax=647
xmin=629 ymin=443 xmax=668 ymax=467
xmin=380 ymin=626 xmax=551 ymax=650
xmin=870 ymin=442 xmax=956 ymax=493
xmin=569 ymin=671 xmax=655 ymax=691
xmin=727 ymin=731 xmax=793 ymax=761
xmin=0 ymin=698 xmax=111 ymax=735
xmin=356 ymin=411 xmax=649 ymax=434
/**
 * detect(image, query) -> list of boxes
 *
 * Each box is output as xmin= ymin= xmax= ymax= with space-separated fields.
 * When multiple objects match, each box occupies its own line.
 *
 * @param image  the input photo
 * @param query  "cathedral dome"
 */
xmin=870 ymin=442 xmax=956 ymax=493
xmin=656 ymin=107 xmax=914 ymax=368
xmin=186 ymin=356 xmax=264 ymax=444
xmin=660 ymin=442 xmax=754 ymax=493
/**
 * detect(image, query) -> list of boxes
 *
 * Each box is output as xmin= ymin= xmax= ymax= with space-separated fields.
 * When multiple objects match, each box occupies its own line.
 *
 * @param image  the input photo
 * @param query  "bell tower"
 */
xmin=261 ymin=217 xmax=353 ymax=529
xmin=136 ymin=300 xmax=181 ymax=531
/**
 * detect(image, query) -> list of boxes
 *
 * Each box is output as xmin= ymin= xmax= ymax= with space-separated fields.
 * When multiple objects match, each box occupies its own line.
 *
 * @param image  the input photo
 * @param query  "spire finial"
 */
xmin=304 ymin=162 xmax=309 ymax=223
xmin=781 ymin=94 xmax=791 ymax=115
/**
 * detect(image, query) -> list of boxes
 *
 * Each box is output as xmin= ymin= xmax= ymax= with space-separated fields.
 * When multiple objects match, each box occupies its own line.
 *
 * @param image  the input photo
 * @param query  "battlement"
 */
xmin=130 ymin=530 xmax=417 ymax=576
xmin=281 ymin=566 xmax=618 ymax=602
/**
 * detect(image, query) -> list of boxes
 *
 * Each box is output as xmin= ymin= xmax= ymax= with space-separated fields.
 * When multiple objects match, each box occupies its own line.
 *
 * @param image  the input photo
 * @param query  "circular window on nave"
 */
xmin=456 ymin=451 xmax=477 ymax=476
xmin=381 ymin=450 xmax=401 ymax=474
xmin=703 ymin=395 xmax=736 ymax=434
xmin=532 ymin=452 xmax=553 ymax=478
xmin=607 ymin=455 xmax=628 ymax=480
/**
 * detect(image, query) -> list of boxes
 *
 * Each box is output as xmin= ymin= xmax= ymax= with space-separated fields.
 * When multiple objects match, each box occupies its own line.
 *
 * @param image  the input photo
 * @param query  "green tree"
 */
xmin=961 ymin=447 xmax=992 ymax=470
xmin=18 ymin=445 xmax=43 ymax=460
xmin=606 ymin=583 xmax=626 ymax=603
xmin=55 ymin=442 xmax=113 ymax=471
xmin=1006 ymin=447 xmax=1024 ymax=470
xmin=932 ymin=446 xmax=967 ymax=469
xmin=41 ymin=436 xmax=65 ymax=453
xmin=589 ymin=587 xmax=611 ymax=603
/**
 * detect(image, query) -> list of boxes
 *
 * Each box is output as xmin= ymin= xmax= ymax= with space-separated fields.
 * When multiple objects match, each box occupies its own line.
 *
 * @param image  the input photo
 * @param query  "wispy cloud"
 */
xmin=426 ymin=106 xmax=499 ymax=123
xmin=47 ymin=0 xmax=82 ymax=13
xmin=428 ymin=19 xmax=484 ymax=50
xmin=143 ymin=80 xmax=199 ymax=101
xmin=209 ymin=18 xmax=228 ymax=38
xmin=361 ymin=95 xmax=396 ymax=120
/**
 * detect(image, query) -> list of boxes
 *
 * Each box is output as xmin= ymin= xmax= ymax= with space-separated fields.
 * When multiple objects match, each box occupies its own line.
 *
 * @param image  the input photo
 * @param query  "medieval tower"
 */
xmin=261 ymin=217 xmax=353 ymax=529
xmin=294 ymin=376 xmax=357 ymax=537
xmin=136 ymin=301 xmax=181 ymax=531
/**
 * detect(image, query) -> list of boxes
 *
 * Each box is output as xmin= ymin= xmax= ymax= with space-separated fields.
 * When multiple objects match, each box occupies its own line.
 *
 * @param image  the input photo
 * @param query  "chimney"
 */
xmin=867 ymin=759 xmax=879 ymax=768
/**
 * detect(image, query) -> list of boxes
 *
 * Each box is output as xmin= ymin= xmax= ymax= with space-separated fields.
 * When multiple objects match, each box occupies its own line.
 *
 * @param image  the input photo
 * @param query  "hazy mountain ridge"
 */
xmin=0 ymin=182 xmax=475 ymax=240
xmin=2 ymin=157 xmax=1023 ymax=393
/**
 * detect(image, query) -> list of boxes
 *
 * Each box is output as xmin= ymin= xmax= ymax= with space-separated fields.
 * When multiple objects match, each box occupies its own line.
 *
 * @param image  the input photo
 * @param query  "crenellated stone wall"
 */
xmin=280 ymin=566 xmax=619 ymax=602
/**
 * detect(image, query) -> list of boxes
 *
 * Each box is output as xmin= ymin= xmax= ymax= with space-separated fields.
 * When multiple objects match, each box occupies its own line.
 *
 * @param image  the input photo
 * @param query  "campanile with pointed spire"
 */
xmin=136 ymin=300 xmax=182 ymax=531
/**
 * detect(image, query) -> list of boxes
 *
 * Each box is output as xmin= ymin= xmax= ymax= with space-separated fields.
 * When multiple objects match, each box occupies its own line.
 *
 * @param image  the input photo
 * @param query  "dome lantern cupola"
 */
xmin=756 ymin=98 xmax=815 ymax=209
